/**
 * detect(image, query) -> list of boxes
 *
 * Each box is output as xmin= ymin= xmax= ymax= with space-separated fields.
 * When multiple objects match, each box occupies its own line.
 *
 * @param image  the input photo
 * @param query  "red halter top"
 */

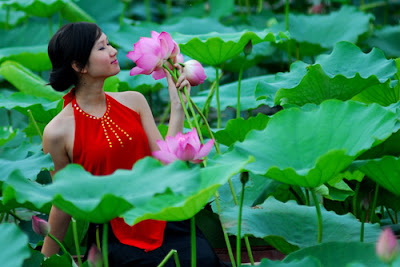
xmin=63 ymin=89 xmax=166 ymax=251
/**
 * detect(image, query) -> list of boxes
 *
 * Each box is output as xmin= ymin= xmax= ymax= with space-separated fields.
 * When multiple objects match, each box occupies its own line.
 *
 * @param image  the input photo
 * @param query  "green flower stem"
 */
xmin=369 ymin=184 xmax=380 ymax=222
xmin=257 ymin=0 xmax=263 ymax=13
xmin=352 ymin=182 xmax=361 ymax=216
xmin=166 ymin=0 xmax=172 ymax=18
xmin=360 ymin=1 xmax=387 ymax=11
xmin=119 ymin=1 xmax=129 ymax=27
xmin=304 ymin=188 xmax=310 ymax=206
xmin=48 ymin=16 xmax=53 ymax=38
xmin=237 ymin=62 xmax=244 ymax=119
xmin=310 ymin=189 xmax=323 ymax=243
xmin=27 ymin=109 xmax=42 ymax=140
xmin=163 ymin=64 xmax=194 ymax=130
xmin=214 ymin=191 xmax=236 ymax=267
xmin=145 ymin=0 xmax=151 ymax=22
xmin=244 ymin=236 xmax=254 ymax=265
xmin=7 ymin=210 xmax=22 ymax=222
xmin=191 ymin=217 xmax=196 ymax=267
xmin=202 ymin=70 xmax=223 ymax=118
xmin=71 ymin=218 xmax=82 ymax=266
xmin=96 ymin=226 xmax=101 ymax=251
xmin=236 ymin=182 xmax=246 ymax=266
xmin=103 ymin=223 xmax=109 ymax=267
xmin=285 ymin=0 xmax=291 ymax=65
xmin=215 ymin=67 xmax=221 ymax=129
xmin=48 ymin=233 xmax=70 ymax=257
xmin=5 ymin=6 xmax=9 ymax=30
xmin=386 ymin=207 xmax=396 ymax=224
xmin=190 ymin=99 xmax=221 ymax=154
xmin=157 ymin=249 xmax=181 ymax=267
xmin=360 ymin=209 xmax=366 ymax=242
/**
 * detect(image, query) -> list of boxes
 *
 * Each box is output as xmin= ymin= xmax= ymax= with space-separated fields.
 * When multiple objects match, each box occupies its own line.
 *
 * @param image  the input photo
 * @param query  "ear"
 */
xmin=71 ymin=61 xmax=88 ymax=74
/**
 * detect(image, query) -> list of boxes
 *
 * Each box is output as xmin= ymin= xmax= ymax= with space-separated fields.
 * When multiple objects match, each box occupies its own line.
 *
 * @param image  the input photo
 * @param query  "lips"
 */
xmin=111 ymin=59 xmax=118 ymax=64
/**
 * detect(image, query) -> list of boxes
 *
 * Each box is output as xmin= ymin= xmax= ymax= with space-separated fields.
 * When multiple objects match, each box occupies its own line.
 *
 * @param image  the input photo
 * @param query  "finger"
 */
xmin=176 ymin=74 xmax=186 ymax=87
xmin=174 ymin=63 xmax=183 ymax=73
xmin=179 ymin=80 xmax=190 ymax=91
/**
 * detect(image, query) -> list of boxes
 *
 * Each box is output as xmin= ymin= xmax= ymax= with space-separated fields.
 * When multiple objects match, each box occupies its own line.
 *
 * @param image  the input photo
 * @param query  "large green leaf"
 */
xmin=270 ymin=6 xmax=373 ymax=56
xmin=0 ymin=126 xmax=16 ymax=146
xmin=0 ymin=19 xmax=50 ymax=48
xmin=176 ymin=30 xmax=289 ymax=66
xmin=257 ymin=42 xmax=396 ymax=106
xmin=246 ymin=256 xmax=321 ymax=267
xmin=0 ymin=61 xmax=63 ymax=101
xmin=213 ymin=113 xmax=270 ymax=146
xmin=352 ymin=156 xmax=400 ymax=196
xmin=284 ymin=242 xmax=389 ymax=267
xmin=216 ymin=100 xmax=397 ymax=188
xmin=0 ymin=7 xmax=26 ymax=28
xmin=221 ymin=198 xmax=381 ymax=253
xmin=366 ymin=24 xmax=400 ymax=58
xmin=0 ymin=93 xmax=61 ymax=124
xmin=0 ymin=45 xmax=51 ymax=71
xmin=209 ymin=0 xmax=234 ymax=18
xmin=0 ymin=223 xmax=30 ymax=267
xmin=0 ymin=149 xmax=53 ymax=181
xmin=2 ymin=156 xmax=250 ymax=224
xmin=59 ymin=1 xmax=95 ymax=23
xmin=0 ymin=0 xmax=69 ymax=17
xmin=192 ymin=74 xmax=274 ymax=112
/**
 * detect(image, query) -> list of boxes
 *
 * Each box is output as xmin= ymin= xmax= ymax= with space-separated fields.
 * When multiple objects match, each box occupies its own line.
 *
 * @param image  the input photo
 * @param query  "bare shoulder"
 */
xmin=107 ymin=91 xmax=147 ymax=113
xmin=43 ymin=104 xmax=75 ymax=152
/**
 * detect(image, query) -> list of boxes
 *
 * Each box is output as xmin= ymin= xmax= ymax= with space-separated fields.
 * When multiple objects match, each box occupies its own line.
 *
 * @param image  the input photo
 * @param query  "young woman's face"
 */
xmin=84 ymin=32 xmax=120 ymax=78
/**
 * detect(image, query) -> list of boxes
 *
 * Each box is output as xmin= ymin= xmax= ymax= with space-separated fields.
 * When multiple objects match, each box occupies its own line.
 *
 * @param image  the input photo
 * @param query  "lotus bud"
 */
xmin=240 ymin=172 xmax=249 ymax=184
xmin=88 ymin=244 xmax=103 ymax=267
xmin=32 ymin=215 xmax=50 ymax=237
xmin=360 ymin=195 xmax=369 ymax=211
xmin=376 ymin=227 xmax=399 ymax=264
xmin=182 ymin=60 xmax=207 ymax=86
xmin=244 ymin=41 xmax=252 ymax=56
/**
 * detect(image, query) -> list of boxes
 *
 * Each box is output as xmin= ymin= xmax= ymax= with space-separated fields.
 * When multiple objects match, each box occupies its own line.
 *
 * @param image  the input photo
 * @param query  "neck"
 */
xmin=74 ymin=79 xmax=106 ymax=112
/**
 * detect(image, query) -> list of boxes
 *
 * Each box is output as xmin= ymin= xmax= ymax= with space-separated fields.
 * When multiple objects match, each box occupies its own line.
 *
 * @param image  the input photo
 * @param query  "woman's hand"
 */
xmin=163 ymin=63 xmax=191 ymax=111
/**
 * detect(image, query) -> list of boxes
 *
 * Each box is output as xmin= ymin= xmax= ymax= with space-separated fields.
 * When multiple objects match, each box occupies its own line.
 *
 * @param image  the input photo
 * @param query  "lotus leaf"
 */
xmin=0 ymin=61 xmax=63 ymax=101
xmin=0 ymin=93 xmax=61 ymax=124
xmin=0 ymin=126 xmax=16 ymax=146
xmin=2 ymin=156 xmax=250 ymax=224
xmin=0 ymin=223 xmax=30 ymax=266
xmin=192 ymin=74 xmax=274 ymax=112
xmin=1 ymin=0 xmax=69 ymax=17
xmin=217 ymin=100 xmax=397 ymax=188
xmin=221 ymin=198 xmax=381 ymax=252
xmin=175 ymin=30 xmax=288 ymax=66
xmin=116 ymin=70 xmax=167 ymax=94
xmin=248 ymin=257 xmax=321 ymax=267
xmin=0 ymin=150 xmax=53 ymax=181
xmin=352 ymin=156 xmax=400 ymax=196
xmin=284 ymin=242 xmax=388 ymax=267
xmin=257 ymin=42 xmax=397 ymax=106
xmin=214 ymin=113 xmax=270 ymax=146
xmin=270 ymin=5 xmax=373 ymax=56
xmin=366 ymin=24 xmax=400 ymax=58
xmin=0 ymin=45 xmax=51 ymax=71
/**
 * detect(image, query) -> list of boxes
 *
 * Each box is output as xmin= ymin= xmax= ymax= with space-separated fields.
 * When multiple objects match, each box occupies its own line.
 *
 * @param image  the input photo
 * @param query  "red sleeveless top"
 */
xmin=63 ymin=89 xmax=166 ymax=251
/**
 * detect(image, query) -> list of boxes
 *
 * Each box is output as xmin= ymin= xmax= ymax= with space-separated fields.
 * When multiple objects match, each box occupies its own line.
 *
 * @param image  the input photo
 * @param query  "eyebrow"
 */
xmin=96 ymin=36 xmax=109 ymax=45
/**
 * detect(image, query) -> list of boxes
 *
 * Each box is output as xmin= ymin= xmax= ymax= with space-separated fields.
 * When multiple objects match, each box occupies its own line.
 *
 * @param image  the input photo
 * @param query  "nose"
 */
xmin=110 ymin=45 xmax=117 ymax=56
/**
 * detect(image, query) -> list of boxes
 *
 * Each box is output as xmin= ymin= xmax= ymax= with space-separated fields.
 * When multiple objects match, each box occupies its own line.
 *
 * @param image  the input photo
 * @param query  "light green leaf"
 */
xmin=2 ymin=156 xmax=250 ymax=224
xmin=216 ymin=100 xmax=397 ymax=188
xmin=352 ymin=156 xmax=400 ymax=196
xmin=1 ymin=0 xmax=69 ymax=17
xmin=176 ymin=30 xmax=289 ymax=66
xmin=221 ymin=198 xmax=381 ymax=253
xmin=0 ymin=223 xmax=30 ymax=267
xmin=366 ymin=24 xmax=400 ymax=58
xmin=209 ymin=0 xmax=234 ymax=18
xmin=116 ymin=70 xmax=167 ymax=94
xmin=0 ymin=45 xmax=51 ymax=71
xmin=284 ymin=242 xmax=386 ymax=267
xmin=270 ymin=6 xmax=373 ymax=56
xmin=214 ymin=113 xmax=270 ymax=146
xmin=244 ymin=256 xmax=321 ymax=267
xmin=0 ymin=61 xmax=63 ymax=101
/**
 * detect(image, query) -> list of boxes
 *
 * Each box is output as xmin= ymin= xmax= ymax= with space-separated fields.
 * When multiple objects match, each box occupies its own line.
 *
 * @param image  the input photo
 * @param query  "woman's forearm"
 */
xmin=166 ymin=105 xmax=185 ymax=137
xmin=41 ymin=205 xmax=71 ymax=257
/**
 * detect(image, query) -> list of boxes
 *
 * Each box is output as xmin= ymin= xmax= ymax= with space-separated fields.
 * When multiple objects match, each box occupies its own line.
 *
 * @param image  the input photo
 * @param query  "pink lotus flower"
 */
xmin=32 ymin=215 xmax=50 ymax=236
xmin=88 ymin=244 xmax=103 ymax=267
xmin=152 ymin=129 xmax=214 ymax=164
xmin=127 ymin=31 xmax=183 ymax=80
xmin=376 ymin=227 xmax=399 ymax=264
xmin=182 ymin=60 xmax=207 ymax=86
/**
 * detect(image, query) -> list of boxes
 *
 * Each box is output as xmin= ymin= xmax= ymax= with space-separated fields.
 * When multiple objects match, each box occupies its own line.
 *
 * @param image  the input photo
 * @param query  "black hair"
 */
xmin=48 ymin=22 xmax=102 ymax=92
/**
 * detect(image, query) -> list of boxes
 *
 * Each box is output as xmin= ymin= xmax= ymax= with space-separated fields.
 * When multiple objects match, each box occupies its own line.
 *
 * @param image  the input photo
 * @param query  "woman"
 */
xmin=41 ymin=22 xmax=226 ymax=266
